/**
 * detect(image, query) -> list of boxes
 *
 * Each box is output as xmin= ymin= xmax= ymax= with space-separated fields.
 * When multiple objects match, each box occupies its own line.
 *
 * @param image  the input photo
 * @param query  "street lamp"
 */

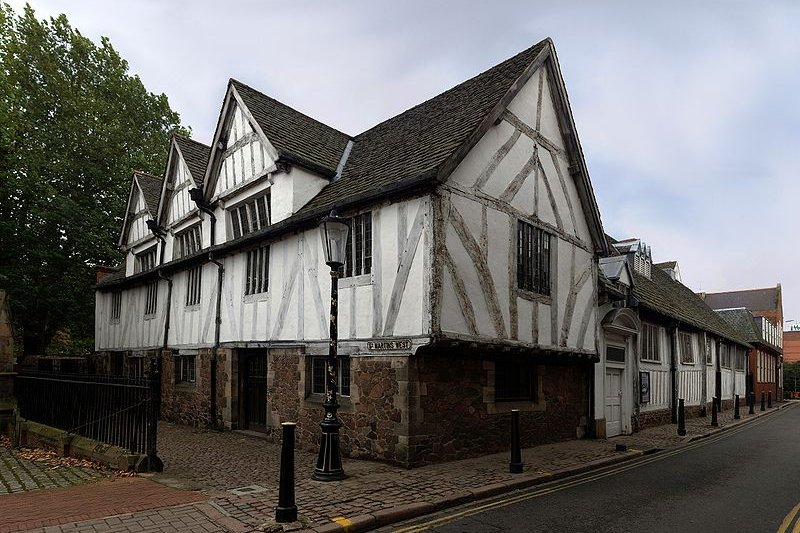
xmin=312 ymin=209 xmax=349 ymax=481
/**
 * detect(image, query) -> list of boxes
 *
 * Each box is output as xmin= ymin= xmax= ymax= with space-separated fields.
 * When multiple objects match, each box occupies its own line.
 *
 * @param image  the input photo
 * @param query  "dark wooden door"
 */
xmin=242 ymin=353 xmax=267 ymax=431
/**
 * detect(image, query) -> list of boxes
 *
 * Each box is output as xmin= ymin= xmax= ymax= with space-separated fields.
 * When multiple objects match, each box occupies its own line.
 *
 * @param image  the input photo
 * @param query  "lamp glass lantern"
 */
xmin=320 ymin=210 xmax=349 ymax=268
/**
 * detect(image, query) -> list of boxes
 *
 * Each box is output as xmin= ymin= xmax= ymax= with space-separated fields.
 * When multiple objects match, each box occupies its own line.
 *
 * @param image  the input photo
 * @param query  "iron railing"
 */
xmin=15 ymin=367 xmax=161 ymax=468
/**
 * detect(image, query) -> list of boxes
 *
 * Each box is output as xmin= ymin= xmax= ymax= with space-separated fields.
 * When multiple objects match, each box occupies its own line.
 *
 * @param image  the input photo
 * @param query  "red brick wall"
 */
xmin=784 ymin=332 xmax=800 ymax=363
xmin=407 ymin=355 xmax=590 ymax=467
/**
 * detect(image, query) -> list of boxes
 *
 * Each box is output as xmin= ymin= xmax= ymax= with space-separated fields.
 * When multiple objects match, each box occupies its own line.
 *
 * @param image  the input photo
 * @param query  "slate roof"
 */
xmin=716 ymin=308 xmax=761 ymax=345
xmin=135 ymin=171 xmax=164 ymax=215
xmin=231 ymin=80 xmax=352 ymax=177
xmin=297 ymin=39 xmax=550 ymax=215
xmin=654 ymin=261 xmax=677 ymax=269
xmin=174 ymin=136 xmax=211 ymax=186
xmin=702 ymin=288 xmax=779 ymax=313
xmin=632 ymin=267 xmax=749 ymax=346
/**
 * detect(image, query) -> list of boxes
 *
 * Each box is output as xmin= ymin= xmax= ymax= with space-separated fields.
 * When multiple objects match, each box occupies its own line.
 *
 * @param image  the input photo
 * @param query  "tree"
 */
xmin=0 ymin=3 xmax=188 ymax=355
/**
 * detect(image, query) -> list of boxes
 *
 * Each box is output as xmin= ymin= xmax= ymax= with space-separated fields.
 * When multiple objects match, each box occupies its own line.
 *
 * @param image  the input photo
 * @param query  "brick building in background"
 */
xmin=703 ymin=285 xmax=784 ymax=401
xmin=783 ymin=331 xmax=800 ymax=364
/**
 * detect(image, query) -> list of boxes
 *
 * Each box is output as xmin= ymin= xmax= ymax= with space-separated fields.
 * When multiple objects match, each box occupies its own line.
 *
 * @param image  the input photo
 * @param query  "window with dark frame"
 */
xmin=230 ymin=192 xmax=270 ymax=239
xmin=720 ymin=344 xmax=731 ymax=369
xmin=135 ymin=248 xmax=157 ymax=273
xmin=175 ymin=354 xmax=196 ymax=384
xmin=176 ymin=224 xmax=202 ymax=259
xmin=679 ymin=332 xmax=694 ymax=364
xmin=343 ymin=212 xmax=372 ymax=278
xmin=245 ymin=245 xmax=270 ymax=295
xmin=495 ymin=360 xmax=536 ymax=402
xmin=516 ymin=221 xmax=551 ymax=296
xmin=606 ymin=346 xmax=625 ymax=363
xmin=311 ymin=356 xmax=351 ymax=397
xmin=144 ymin=281 xmax=158 ymax=316
xmin=186 ymin=266 xmax=202 ymax=306
xmin=111 ymin=292 xmax=121 ymax=321
xmin=641 ymin=322 xmax=660 ymax=362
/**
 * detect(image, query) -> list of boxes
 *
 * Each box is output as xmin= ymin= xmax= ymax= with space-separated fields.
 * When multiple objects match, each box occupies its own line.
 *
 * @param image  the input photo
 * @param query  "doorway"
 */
xmin=604 ymin=368 xmax=623 ymax=437
xmin=239 ymin=351 xmax=268 ymax=432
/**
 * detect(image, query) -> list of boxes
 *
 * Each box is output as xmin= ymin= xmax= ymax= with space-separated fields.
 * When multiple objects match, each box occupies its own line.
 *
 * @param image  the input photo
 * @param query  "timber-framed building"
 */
xmin=95 ymin=38 xmax=611 ymax=466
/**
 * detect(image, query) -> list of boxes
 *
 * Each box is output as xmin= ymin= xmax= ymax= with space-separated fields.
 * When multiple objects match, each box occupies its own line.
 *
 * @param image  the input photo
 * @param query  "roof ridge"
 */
xmin=173 ymin=133 xmax=211 ymax=150
xmin=134 ymin=170 xmax=163 ymax=182
xmin=353 ymin=39 xmax=550 ymax=140
xmin=705 ymin=287 xmax=776 ymax=294
xmin=229 ymin=78 xmax=353 ymax=140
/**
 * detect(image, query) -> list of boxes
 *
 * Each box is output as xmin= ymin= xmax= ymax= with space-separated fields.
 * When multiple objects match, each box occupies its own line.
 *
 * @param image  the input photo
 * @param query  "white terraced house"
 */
xmin=95 ymin=38 xmax=612 ymax=466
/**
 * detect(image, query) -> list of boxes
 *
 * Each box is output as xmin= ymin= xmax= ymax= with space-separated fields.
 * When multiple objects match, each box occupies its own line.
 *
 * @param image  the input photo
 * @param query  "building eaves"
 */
xmin=174 ymin=136 xmax=211 ymax=186
xmin=632 ymin=268 xmax=750 ymax=348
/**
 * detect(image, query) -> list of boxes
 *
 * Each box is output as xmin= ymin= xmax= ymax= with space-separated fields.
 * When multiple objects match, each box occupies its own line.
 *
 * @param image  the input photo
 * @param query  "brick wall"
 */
xmin=262 ymin=349 xmax=408 ymax=465
xmin=406 ymin=354 xmax=590 ymax=467
xmin=160 ymin=349 xmax=225 ymax=427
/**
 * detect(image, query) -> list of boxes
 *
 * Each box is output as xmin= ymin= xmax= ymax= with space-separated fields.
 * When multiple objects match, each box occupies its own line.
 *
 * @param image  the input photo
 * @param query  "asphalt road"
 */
xmin=390 ymin=403 xmax=800 ymax=533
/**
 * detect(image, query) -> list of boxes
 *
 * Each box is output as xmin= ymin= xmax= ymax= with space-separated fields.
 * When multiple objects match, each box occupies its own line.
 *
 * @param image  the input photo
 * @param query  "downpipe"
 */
xmin=209 ymin=253 xmax=224 ymax=429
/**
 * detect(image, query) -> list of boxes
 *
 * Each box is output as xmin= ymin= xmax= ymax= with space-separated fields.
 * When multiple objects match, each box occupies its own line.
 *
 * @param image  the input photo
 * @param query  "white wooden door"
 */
xmin=605 ymin=368 xmax=623 ymax=437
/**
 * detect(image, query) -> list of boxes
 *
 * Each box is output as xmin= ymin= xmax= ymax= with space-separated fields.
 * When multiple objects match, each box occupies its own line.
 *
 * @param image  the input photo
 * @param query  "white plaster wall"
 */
xmin=214 ymin=196 xmax=431 ymax=344
xmin=437 ymin=58 xmax=597 ymax=352
xmin=95 ymin=281 xmax=167 ymax=351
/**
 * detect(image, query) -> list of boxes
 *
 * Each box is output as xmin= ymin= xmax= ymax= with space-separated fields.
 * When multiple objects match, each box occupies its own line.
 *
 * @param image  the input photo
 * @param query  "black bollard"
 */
xmin=734 ymin=394 xmax=740 ymax=420
xmin=510 ymin=409 xmax=523 ymax=474
xmin=768 ymin=391 xmax=773 ymax=408
xmin=717 ymin=396 xmax=723 ymax=413
xmin=749 ymin=392 xmax=755 ymax=415
xmin=711 ymin=398 xmax=719 ymax=427
xmin=761 ymin=391 xmax=766 ymax=412
xmin=275 ymin=422 xmax=298 ymax=523
xmin=677 ymin=398 xmax=686 ymax=436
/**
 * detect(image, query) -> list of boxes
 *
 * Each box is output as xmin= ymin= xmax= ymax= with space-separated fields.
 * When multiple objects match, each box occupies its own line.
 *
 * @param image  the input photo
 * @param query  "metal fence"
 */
xmin=15 ymin=368 xmax=161 ymax=467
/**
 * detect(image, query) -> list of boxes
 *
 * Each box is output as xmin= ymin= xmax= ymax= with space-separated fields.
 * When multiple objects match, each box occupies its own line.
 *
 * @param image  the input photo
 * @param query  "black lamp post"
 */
xmin=312 ymin=209 xmax=350 ymax=481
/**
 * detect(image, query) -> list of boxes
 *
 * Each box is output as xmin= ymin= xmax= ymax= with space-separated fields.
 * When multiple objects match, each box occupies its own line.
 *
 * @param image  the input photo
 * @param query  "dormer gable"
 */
xmin=158 ymin=135 xmax=211 ymax=228
xmin=118 ymin=171 xmax=163 ymax=248
xmin=612 ymin=238 xmax=652 ymax=279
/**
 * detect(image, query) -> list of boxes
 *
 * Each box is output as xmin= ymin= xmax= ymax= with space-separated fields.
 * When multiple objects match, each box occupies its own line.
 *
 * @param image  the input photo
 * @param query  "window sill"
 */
xmin=486 ymin=399 xmax=546 ymax=415
xmin=185 ymin=304 xmax=200 ymax=312
xmin=243 ymin=292 xmax=270 ymax=303
xmin=640 ymin=358 xmax=661 ymax=364
xmin=143 ymin=313 xmax=156 ymax=321
xmin=109 ymin=319 xmax=120 ymax=325
xmin=174 ymin=382 xmax=197 ymax=392
xmin=339 ymin=274 xmax=373 ymax=288
xmin=514 ymin=288 xmax=552 ymax=305
xmin=303 ymin=393 xmax=354 ymax=413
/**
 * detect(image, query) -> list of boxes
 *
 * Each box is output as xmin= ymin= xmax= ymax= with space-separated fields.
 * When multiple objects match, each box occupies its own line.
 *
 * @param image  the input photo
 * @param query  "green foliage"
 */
xmin=0 ymin=3 xmax=188 ymax=354
xmin=784 ymin=362 xmax=800 ymax=394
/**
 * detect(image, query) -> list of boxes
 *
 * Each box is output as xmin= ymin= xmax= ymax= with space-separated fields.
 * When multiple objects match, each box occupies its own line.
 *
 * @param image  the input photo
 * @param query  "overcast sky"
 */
xmin=8 ymin=0 xmax=800 ymax=325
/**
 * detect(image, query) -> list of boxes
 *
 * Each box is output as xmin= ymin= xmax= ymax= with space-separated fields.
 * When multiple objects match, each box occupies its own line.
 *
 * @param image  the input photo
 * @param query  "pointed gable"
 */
xmin=174 ymin=136 xmax=211 ymax=186
xmin=119 ymin=171 xmax=163 ymax=247
xmin=203 ymin=80 xmax=351 ymax=201
xmin=231 ymin=80 xmax=351 ymax=177
xmin=160 ymin=136 xmax=211 ymax=226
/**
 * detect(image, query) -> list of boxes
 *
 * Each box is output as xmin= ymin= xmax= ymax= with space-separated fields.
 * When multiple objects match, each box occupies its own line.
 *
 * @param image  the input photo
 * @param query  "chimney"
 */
xmin=96 ymin=265 xmax=117 ymax=283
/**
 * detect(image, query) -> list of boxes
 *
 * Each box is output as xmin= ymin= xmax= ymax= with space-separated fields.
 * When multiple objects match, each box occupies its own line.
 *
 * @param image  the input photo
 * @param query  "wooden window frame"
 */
xmin=230 ymin=192 xmax=271 ymax=240
xmin=516 ymin=220 xmax=551 ymax=296
xmin=640 ymin=322 xmax=661 ymax=362
xmin=175 ymin=354 xmax=196 ymax=384
xmin=135 ymin=247 xmax=158 ymax=273
xmin=176 ymin=224 xmax=202 ymax=259
xmin=679 ymin=332 xmax=695 ymax=364
xmin=185 ymin=266 xmax=202 ymax=306
xmin=144 ymin=281 xmax=158 ymax=317
xmin=311 ymin=356 xmax=350 ymax=397
xmin=343 ymin=212 xmax=372 ymax=278
xmin=245 ymin=245 xmax=270 ymax=295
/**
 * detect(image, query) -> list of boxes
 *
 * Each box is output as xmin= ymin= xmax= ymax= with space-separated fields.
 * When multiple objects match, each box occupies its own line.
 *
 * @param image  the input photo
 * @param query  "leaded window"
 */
xmin=343 ymin=212 xmax=372 ymax=278
xmin=641 ymin=322 xmax=660 ymax=362
xmin=245 ymin=245 xmax=270 ymax=295
xmin=517 ymin=221 xmax=551 ymax=296
xmin=230 ymin=193 xmax=270 ymax=239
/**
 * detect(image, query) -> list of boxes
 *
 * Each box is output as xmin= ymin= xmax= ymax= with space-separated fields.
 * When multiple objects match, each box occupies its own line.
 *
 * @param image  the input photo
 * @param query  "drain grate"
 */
xmin=228 ymin=484 xmax=268 ymax=496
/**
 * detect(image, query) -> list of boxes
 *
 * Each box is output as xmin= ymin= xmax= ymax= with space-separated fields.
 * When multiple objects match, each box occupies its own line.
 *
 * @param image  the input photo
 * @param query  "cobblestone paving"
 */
xmin=0 ymin=446 xmax=107 ymax=495
xmin=20 ymin=503 xmax=229 ymax=533
xmin=153 ymin=405 xmax=792 ymax=530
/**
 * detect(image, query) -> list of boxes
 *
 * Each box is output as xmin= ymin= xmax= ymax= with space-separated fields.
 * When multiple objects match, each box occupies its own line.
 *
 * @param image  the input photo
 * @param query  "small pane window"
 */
xmin=175 ymin=354 xmax=196 ymax=384
xmin=641 ymin=323 xmax=660 ymax=362
xmin=495 ymin=360 xmax=536 ymax=402
xmin=517 ymin=221 xmax=551 ymax=296
xmin=311 ymin=356 xmax=350 ymax=397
